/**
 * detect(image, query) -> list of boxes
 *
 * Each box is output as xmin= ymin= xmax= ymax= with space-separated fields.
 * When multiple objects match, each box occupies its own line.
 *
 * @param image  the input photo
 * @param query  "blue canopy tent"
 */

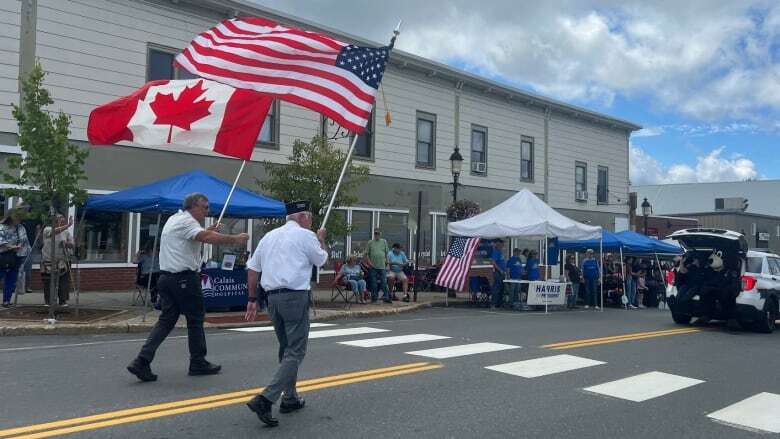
xmin=558 ymin=230 xmax=630 ymax=252
xmin=85 ymin=170 xmax=286 ymax=318
xmin=615 ymin=231 xmax=684 ymax=255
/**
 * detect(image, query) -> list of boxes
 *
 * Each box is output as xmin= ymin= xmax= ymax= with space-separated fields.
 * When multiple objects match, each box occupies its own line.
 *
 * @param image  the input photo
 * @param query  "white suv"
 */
xmin=735 ymin=250 xmax=780 ymax=333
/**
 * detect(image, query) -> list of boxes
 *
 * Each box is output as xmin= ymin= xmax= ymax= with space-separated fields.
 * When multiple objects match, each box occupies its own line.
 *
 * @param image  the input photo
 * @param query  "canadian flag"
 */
xmin=87 ymin=79 xmax=273 ymax=160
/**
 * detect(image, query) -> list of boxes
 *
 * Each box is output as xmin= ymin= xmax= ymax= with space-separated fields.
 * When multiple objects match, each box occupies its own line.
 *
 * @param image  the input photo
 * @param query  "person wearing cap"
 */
xmin=365 ymin=228 xmax=391 ymax=303
xmin=581 ymin=249 xmax=601 ymax=310
xmin=244 ymin=200 xmax=328 ymax=427
xmin=127 ymin=193 xmax=250 ymax=382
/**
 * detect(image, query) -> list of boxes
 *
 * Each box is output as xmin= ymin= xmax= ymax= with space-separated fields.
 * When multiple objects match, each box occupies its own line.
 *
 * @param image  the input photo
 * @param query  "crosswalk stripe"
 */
xmin=584 ymin=371 xmax=704 ymax=402
xmin=338 ymin=334 xmax=451 ymax=348
xmin=486 ymin=354 xmax=605 ymax=378
xmin=308 ymin=327 xmax=390 ymax=339
xmin=406 ymin=342 xmax=520 ymax=359
xmin=707 ymin=392 xmax=780 ymax=433
xmin=228 ymin=323 xmax=336 ymax=333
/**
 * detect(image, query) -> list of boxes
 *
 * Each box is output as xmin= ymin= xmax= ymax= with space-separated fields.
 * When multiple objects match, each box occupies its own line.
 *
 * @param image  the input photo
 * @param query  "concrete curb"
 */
xmin=0 ymin=302 xmax=433 ymax=336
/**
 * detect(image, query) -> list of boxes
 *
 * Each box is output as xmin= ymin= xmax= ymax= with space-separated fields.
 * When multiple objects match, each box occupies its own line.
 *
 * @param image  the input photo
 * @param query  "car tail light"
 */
xmin=741 ymin=275 xmax=757 ymax=291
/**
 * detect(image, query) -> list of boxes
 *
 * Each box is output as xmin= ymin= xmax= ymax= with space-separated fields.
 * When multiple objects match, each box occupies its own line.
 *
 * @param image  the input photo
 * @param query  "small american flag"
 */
xmin=175 ymin=17 xmax=391 ymax=134
xmin=435 ymin=236 xmax=481 ymax=291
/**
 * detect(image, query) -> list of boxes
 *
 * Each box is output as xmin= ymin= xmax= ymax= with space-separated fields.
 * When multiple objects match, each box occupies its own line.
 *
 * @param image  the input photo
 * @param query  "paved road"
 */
xmin=1 ymin=306 xmax=779 ymax=438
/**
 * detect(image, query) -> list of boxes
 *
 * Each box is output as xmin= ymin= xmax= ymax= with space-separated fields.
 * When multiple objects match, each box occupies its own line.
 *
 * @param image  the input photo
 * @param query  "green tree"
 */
xmin=4 ymin=63 xmax=89 ymax=316
xmin=259 ymin=135 xmax=369 ymax=239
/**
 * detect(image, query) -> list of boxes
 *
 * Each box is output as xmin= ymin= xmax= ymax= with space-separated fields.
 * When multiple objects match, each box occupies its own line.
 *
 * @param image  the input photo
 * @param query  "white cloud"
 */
xmin=630 ymin=145 xmax=759 ymax=185
xmin=633 ymin=127 xmax=665 ymax=137
xmin=254 ymin=0 xmax=780 ymax=126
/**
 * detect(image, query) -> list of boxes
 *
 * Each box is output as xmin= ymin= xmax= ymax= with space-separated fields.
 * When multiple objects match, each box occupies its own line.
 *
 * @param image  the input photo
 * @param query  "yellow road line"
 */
xmin=0 ymin=362 xmax=439 ymax=439
xmin=542 ymin=328 xmax=702 ymax=350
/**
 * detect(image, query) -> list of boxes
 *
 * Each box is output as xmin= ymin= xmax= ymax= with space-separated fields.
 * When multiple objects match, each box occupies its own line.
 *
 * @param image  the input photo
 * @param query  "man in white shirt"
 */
xmin=127 ymin=193 xmax=249 ymax=382
xmin=244 ymin=201 xmax=328 ymax=427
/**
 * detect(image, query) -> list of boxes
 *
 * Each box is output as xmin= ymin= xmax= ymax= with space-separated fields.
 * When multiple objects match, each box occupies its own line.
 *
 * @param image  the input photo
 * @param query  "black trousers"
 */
xmin=138 ymin=272 xmax=207 ymax=364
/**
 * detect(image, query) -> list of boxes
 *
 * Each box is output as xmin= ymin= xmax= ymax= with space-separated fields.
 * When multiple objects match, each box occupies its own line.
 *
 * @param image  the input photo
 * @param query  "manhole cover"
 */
xmin=0 ymin=306 xmax=126 ymax=323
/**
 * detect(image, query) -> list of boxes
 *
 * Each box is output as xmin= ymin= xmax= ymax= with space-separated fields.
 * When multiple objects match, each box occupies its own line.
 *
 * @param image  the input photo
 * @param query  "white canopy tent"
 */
xmin=448 ymin=189 xmax=604 ymax=310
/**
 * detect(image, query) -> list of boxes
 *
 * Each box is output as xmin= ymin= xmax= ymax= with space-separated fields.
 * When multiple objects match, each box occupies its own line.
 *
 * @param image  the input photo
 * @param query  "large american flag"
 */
xmin=175 ymin=17 xmax=391 ymax=134
xmin=435 ymin=236 xmax=481 ymax=291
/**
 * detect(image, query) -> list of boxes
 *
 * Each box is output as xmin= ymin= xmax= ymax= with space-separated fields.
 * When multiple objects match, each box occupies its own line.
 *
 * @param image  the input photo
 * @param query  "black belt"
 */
xmin=266 ymin=288 xmax=310 ymax=295
xmin=160 ymin=270 xmax=198 ymax=276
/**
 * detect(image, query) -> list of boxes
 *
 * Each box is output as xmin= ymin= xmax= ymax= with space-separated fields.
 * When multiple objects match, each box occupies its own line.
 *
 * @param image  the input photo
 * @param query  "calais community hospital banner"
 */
xmin=526 ymin=281 xmax=567 ymax=306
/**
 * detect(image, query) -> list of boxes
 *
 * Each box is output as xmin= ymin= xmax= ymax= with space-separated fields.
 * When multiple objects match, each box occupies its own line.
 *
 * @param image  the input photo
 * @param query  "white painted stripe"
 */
xmin=308 ymin=327 xmax=390 ymax=339
xmin=406 ymin=342 xmax=520 ymax=359
xmin=228 ymin=323 xmax=335 ymax=333
xmin=584 ymin=371 xmax=704 ymax=402
xmin=486 ymin=355 xmax=606 ymax=378
xmin=338 ymin=334 xmax=451 ymax=348
xmin=707 ymin=392 xmax=780 ymax=433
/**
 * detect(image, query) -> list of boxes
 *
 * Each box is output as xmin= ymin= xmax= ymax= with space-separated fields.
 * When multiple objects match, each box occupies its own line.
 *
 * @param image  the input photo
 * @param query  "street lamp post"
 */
xmin=641 ymin=197 xmax=652 ymax=236
xmin=449 ymin=146 xmax=463 ymax=203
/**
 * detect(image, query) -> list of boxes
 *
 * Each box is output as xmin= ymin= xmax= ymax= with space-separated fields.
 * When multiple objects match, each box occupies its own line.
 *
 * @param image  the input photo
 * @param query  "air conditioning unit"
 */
xmin=576 ymin=190 xmax=588 ymax=201
xmin=471 ymin=162 xmax=486 ymax=173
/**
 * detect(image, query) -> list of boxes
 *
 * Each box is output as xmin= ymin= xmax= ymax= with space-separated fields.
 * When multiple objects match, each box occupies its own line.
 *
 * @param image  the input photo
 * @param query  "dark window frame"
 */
xmin=597 ymin=166 xmax=609 ymax=204
xmin=352 ymin=109 xmax=376 ymax=161
xmin=575 ymin=161 xmax=588 ymax=201
xmin=520 ymin=136 xmax=534 ymax=182
xmin=146 ymin=44 xmax=198 ymax=81
xmin=415 ymin=111 xmax=436 ymax=169
xmin=255 ymin=100 xmax=280 ymax=150
xmin=470 ymin=124 xmax=488 ymax=176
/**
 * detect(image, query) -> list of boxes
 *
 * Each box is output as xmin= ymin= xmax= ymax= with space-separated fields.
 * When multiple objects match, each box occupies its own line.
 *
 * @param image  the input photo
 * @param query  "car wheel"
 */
xmin=753 ymin=299 xmax=778 ymax=334
xmin=672 ymin=312 xmax=692 ymax=325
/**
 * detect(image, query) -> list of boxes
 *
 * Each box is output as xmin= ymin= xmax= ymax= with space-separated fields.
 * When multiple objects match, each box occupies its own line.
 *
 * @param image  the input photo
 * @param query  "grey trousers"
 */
xmin=261 ymin=291 xmax=310 ymax=404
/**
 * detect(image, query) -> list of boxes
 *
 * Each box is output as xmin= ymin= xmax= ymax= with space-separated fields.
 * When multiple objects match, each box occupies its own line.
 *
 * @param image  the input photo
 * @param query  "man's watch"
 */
xmin=247 ymin=297 xmax=257 ymax=303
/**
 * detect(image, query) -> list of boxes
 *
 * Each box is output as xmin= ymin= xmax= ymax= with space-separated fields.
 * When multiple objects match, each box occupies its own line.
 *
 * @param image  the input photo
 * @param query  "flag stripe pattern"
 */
xmin=175 ymin=17 xmax=391 ymax=134
xmin=435 ymin=236 xmax=481 ymax=291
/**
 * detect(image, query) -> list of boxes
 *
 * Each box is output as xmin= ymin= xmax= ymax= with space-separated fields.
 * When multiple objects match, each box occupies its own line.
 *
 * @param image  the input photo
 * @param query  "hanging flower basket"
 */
xmin=446 ymin=200 xmax=480 ymax=222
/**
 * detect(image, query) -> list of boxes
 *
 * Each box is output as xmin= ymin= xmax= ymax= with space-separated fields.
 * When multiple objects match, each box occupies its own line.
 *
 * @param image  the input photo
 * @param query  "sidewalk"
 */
xmin=0 ymin=289 xmax=471 ymax=336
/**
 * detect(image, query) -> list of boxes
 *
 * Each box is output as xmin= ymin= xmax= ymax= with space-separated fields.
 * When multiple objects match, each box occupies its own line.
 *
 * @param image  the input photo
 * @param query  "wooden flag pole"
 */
xmin=216 ymin=159 xmax=246 ymax=226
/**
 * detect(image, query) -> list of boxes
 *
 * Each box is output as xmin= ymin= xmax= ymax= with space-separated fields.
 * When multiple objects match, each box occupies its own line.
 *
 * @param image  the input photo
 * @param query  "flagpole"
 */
xmin=216 ymin=159 xmax=246 ymax=226
xmin=321 ymin=21 xmax=402 ymax=229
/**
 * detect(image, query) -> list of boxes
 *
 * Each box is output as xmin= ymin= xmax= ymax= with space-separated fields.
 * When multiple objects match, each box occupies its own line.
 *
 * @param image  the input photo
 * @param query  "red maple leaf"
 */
xmin=150 ymin=80 xmax=214 ymax=143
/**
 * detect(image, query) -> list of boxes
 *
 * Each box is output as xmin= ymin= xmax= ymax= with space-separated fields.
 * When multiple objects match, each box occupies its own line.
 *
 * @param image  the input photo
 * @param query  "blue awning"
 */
xmin=85 ymin=170 xmax=286 ymax=218
xmin=614 ymin=231 xmax=683 ymax=254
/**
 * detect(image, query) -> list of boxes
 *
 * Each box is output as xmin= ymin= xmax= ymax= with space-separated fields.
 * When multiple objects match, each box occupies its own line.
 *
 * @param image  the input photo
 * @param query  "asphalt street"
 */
xmin=2 ymin=306 xmax=780 ymax=438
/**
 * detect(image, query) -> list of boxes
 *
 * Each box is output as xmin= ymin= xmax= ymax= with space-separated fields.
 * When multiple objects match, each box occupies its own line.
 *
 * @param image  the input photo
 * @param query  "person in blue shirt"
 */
xmin=525 ymin=250 xmax=540 ymax=281
xmin=387 ymin=243 xmax=410 ymax=300
xmin=581 ymin=249 xmax=601 ymax=309
xmin=506 ymin=248 xmax=524 ymax=309
xmin=490 ymin=239 xmax=507 ymax=308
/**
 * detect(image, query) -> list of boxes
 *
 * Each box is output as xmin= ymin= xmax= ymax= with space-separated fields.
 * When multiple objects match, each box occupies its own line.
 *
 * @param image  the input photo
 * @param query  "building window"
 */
xmin=597 ymin=166 xmax=608 ymax=204
xmin=147 ymin=46 xmax=198 ymax=81
xmin=416 ymin=112 xmax=436 ymax=169
xmin=433 ymin=214 xmax=448 ymax=264
xmin=470 ymin=125 xmax=487 ymax=175
xmin=575 ymin=162 xmax=587 ymax=201
xmin=520 ymin=137 xmax=533 ymax=181
xmin=415 ymin=214 xmax=433 ymax=267
xmin=138 ymin=213 xmax=172 ymax=253
xmin=352 ymin=110 xmax=375 ymax=160
xmin=211 ymin=218 xmax=248 ymax=263
xmin=349 ymin=210 xmax=373 ymax=257
xmin=76 ymin=208 xmax=131 ymax=263
xmin=256 ymin=100 xmax=280 ymax=149
xmin=378 ymin=211 xmax=409 ymax=254
xmin=715 ymin=198 xmax=725 ymax=210
xmin=323 ymin=210 xmax=347 ymax=271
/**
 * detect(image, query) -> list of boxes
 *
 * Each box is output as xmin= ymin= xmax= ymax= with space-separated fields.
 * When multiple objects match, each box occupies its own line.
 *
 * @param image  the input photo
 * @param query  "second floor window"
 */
xmin=575 ymin=162 xmax=587 ymax=201
xmin=597 ymin=166 xmax=608 ymax=204
xmin=147 ymin=46 xmax=198 ymax=81
xmin=521 ymin=137 xmax=533 ymax=181
xmin=256 ymin=100 xmax=279 ymax=148
xmin=353 ymin=110 xmax=375 ymax=159
xmin=471 ymin=125 xmax=487 ymax=175
xmin=416 ymin=112 xmax=436 ymax=168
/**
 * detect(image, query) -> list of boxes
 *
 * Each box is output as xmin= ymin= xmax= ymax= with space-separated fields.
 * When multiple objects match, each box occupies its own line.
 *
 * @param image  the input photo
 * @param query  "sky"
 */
xmin=251 ymin=0 xmax=780 ymax=185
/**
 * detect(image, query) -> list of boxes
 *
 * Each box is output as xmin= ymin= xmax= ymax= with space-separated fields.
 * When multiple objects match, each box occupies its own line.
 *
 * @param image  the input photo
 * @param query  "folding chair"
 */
xmin=330 ymin=261 xmax=348 ymax=302
xmin=133 ymin=264 xmax=147 ymax=306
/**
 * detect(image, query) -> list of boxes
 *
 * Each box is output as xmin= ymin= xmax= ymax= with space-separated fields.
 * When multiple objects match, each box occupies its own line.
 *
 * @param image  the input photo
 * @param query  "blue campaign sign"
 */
xmin=201 ymin=268 xmax=248 ymax=310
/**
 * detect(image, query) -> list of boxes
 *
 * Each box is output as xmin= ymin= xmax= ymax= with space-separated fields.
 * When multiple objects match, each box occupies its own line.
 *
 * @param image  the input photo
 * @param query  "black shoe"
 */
xmin=127 ymin=358 xmax=157 ymax=382
xmin=247 ymin=395 xmax=278 ymax=427
xmin=279 ymin=398 xmax=305 ymax=414
xmin=1 ymin=302 xmax=10 ymax=308
xmin=188 ymin=360 xmax=222 ymax=376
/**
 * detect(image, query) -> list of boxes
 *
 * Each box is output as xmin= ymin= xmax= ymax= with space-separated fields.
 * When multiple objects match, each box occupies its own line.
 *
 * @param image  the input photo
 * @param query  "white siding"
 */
xmin=0 ymin=0 xmax=20 ymax=134
xmin=548 ymin=114 xmax=628 ymax=214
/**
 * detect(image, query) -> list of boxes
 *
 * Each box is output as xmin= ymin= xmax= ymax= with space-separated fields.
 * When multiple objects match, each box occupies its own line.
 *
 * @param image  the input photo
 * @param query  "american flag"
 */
xmin=435 ymin=236 xmax=481 ymax=291
xmin=175 ymin=17 xmax=391 ymax=134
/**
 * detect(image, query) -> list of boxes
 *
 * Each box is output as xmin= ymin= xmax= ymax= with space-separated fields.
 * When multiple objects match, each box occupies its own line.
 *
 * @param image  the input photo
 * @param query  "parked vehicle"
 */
xmin=736 ymin=250 xmax=780 ymax=332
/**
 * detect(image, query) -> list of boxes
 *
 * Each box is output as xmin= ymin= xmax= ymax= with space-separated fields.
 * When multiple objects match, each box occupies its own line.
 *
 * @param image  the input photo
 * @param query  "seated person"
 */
xmin=336 ymin=256 xmax=367 ymax=296
xmin=133 ymin=241 xmax=161 ymax=303
xmin=387 ymin=243 xmax=410 ymax=300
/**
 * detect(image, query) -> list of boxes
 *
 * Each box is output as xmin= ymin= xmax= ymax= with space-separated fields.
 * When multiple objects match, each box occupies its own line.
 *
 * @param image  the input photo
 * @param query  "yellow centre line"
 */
xmin=0 ymin=362 xmax=442 ymax=439
xmin=542 ymin=327 xmax=702 ymax=350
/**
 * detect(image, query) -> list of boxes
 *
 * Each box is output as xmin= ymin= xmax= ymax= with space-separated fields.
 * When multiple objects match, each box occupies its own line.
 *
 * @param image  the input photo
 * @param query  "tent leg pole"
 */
xmin=655 ymin=252 xmax=666 ymax=310
xmin=620 ymin=247 xmax=626 ymax=310
xmin=599 ymin=238 xmax=603 ymax=312
xmin=143 ymin=214 xmax=161 ymax=323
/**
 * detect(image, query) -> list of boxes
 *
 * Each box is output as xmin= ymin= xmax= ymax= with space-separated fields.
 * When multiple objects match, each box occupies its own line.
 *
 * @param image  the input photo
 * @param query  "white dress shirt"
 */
xmin=247 ymin=220 xmax=328 ymax=291
xmin=159 ymin=210 xmax=204 ymax=273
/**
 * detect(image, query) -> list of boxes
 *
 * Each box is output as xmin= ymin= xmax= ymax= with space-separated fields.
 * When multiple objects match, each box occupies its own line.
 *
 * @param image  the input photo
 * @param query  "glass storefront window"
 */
xmin=414 ymin=214 xmax=433 ymax=267
xmin=434 ymin=215 xmax=447 ymax=264
xmin=350 ymin=210 xmax=373 ymax=258
xmin=379 ymin=211 xmax=409 ymax=255
xmin=212 ymin=218 xmax=248 ymax=264
xmin=324 ymin=210 xmax=346 ymax=271
xmin=139 ymin=213 xmax=171 ymax=254
xmin=76 ymin=208 xmax=130 ymax=262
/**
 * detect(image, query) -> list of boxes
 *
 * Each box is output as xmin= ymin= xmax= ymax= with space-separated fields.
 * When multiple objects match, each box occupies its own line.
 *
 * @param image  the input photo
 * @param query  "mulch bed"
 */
xmin=0 ymin=306 xmax=127 ymax=323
